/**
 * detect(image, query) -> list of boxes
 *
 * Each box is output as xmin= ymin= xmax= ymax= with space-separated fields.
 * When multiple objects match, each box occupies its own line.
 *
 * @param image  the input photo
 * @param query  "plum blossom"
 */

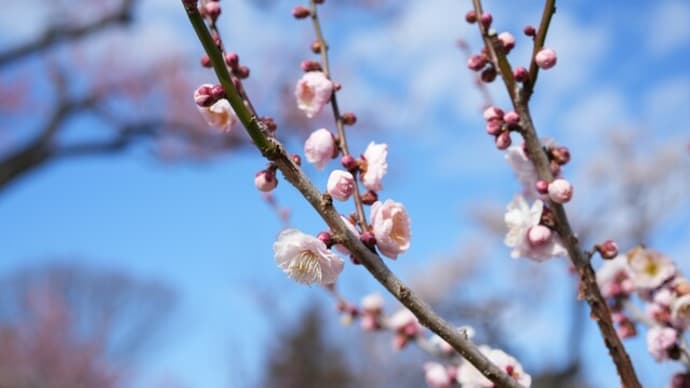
xmin=361 ymin=142 xmax=388 ymax=191
xmin=424 ymin=362 xmax=453 ymax=388
xmin=505 ymin=146 xmax=538 ymax=199
xmin=295 ymin=71 xmax=333 ymax=118
xmin=671 ymin=294 xmax=690 ymax=329
xmin=626 ymin=247 xmax=676 ymax=290
xmin=504 ymin=195 xmax=567 ymax=261
xmin=388 ymin=308 xmax=421 ymax=350
xmin=361 ymin=293 xmax=384 ymax=314
xmin=196 ymin=98 xmax=238 ymax=132
xmin=304 ymin=128 xmax=336 ymax=169
xmin=273 ymin=229 xmax=344 ymax=285
xmin=646 ymin=326 xmax=678 ymax=361
xmin=370 ymin=199 xmax=411 ymax=259
xmin=596 ymin=255 xmax=634 ymax=298
xmin=327 ymin=170 xmax=355 ymax=201
xmin=456 ymin=346 xmax=532 ymax=387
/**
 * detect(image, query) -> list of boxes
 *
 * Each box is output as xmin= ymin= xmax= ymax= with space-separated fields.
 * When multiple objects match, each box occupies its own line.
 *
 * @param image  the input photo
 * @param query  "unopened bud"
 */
xmin=495 ymin=131 xmax=511 ymax=150
xmin=479 ymin=12 xmax=492 ymax=28
xmin=203 ymin=1 xmax=221 ymax=20
xmin=481 ymin=66 xmax=497 ymax=83
xmin=255 ymin=169 xmax=278 ymax=192
xmin=467 ymin=54 xmax=488 ymax=71
xmin=497 ymin=32 xmax=515 ymax=52
xmin=548 ymin=178 xmax=573 ymax=204
xmin=291 ymin=154 xmax=301 ymax=166
xmin=465 ymin=10 xmax=477 ymax=24
xmin=551 ymin=146 xmax=570 ymax=165
xmin=503 ymin=111 xmax=519 ymax=125
xmin=301 ymin=60 xmax=322 ymax=72
xmin=225 ymin=52 xmax=239 ymax=70
xmin=361 ymin=190 xmax=378 ymax=205
xmin=200 ymin=54 xmax=211 ymax=68
xmin=360 ymin=231 xmax=377 ymax=249
xmin=234 ymin=65 xmax=250 ymax=79
xmin=483 ymin=106 xmax=503 ymax=121
xmin=341 ymin=155 xmax=359 ymax=172
xmin=342 ymin=112 xmax=357 ymax=125
xmin=485 ymin=119 xmax=503 ymax=136
xmin=535 ymin=48 xmax=557 ymax=70
xmin=210 ymin=84 xmax=225 ymax=100
xmin=527 ymin=225 xmax=552 ymax=248
xmin=523 ymin=25 xmax=536 ymax=37
xmin=310 ymin=40 xmax=322 ymax=54
xmin=535 ymin=180 xmax=549 ymax=194
xmin=596 ymin=240 xmax=619 ymax=259
xmin=292 ymin=6 xmax=310 ymax=19
xmin=513 ymin=66 xmax=528 ymax=82
xmin=317 ymin=231 xmax=333 ymax=247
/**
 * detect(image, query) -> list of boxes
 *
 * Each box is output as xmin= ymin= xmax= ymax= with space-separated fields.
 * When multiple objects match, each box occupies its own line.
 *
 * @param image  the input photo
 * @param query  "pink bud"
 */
xmin=480 ymin=66 xmax=497 ymax=82
xmin=597 ymin=240 xmax=619 ymax=260
xmin=193 ymin=84 xmax=213 ymax=107
xmin=535 ymin=180 xmax=549 ymax=194
xmin=495 ymin=131 xmax=512 ymax=150
xmin=503 ymin=111 xmax=519 ymax=125
xmin=479 ymin=12 xmax=492 ymax=28
xmin=523 ymin=25 xmax=536 ymax=37
xmin=234 ymin=65 xmax=250 ymax=79
xmin=527 ymin=225 xmax=552 ymax=248
xmin=497 ymin=32 xmax=516 ymax=52
xmin=485 ymin=119 xmax=503 ymax=136
xmin=301 ymin=59 xmax=322 ymax=72
xmin=210 ymin=84 xmax=225 ymax=100
xmin=467 ymin=54 xmax=488 ymax=71
xmin=203 ymin=1 xmax=221 ymax=20
xmin=342 ymin=112 xmax=357 ymax=125
xmin=304 ymin=128 xmax=336 ymax=170
xmin=483 ymin=106 xmax=504 ymax=121
xmin=361 ymin=190 xmax=378 ymax=205
xmin=291 ymin=154 xmax=301 ymax=166
xmin=317 ymin=231 xmax=333 ymax=247
xmin=225 ymin=52 xmax=239 ymax=69
xmin=341 ymin=155 xmax=358 ymax=171
xmin=292 ymin=5 xmax=310 ymax=19
xmin=465 ymin=10 xmax=477 ymax=24
xmin=327 ymin=170 xmax=355 ymax=201
xmin=513 ymin=66 xmax=528 ymax=82
xmin=548 ymin=178 xmax=573 ymax=204
xmin=200 ymin=54 xmax=211 ymax=68
xmin=551 ymin=146 xmax=570 ymax=165
xmin=535 ymin=48 xmax=557 ymax=70
xmin=360 ymin=231 xmax=376 ymax=249
xmin=254 ymin=169 xmax=278 ymax=192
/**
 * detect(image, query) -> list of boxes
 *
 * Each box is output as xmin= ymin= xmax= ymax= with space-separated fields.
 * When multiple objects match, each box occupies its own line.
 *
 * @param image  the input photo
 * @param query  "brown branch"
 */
xmin=182 ymin=3 xmax=523 ymax=386
xmin=469 ymin=1 xmax=641 ymax=386
xmin=0 ymin=0 xmax=136 ymax=67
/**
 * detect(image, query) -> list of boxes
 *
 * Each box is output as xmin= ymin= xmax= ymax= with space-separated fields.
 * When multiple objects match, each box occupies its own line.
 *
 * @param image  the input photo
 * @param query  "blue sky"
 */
xmin=1 ymin=0 xmax=690 ymax=387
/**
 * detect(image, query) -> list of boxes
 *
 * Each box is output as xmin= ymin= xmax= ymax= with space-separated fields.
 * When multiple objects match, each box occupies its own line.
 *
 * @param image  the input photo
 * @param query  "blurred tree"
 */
xmin=0 ymin=262 xmax=176 ymax=387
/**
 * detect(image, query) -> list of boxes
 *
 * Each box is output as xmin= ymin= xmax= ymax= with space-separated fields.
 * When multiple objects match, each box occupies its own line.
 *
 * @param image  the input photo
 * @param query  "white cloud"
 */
xmin=646 ymin=1 xmax=690 ymax=57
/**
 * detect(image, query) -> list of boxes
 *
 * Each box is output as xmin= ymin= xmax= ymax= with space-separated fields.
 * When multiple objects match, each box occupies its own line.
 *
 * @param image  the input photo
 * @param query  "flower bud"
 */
xmin=292 ymin=5 xmax=310 ymax=19
xmin=479 ymin=12 xmax=492 ymax=28
xmin=234 ymin=65 xmax=250 ymax=79
xmin=225 ymin=52 xmax=239 ymax=70
xmin=495 ymin=131 xmax=512 ymax=150
xmin=342 ymin=112 xmax=357 ymax=125
xmin=194 ymin=84 xmax=214 ymax=107
xmin=503 ymin=111 xmax=519 ymax=125
xmin=341 ymin=155 xmax=359 ymax=172
xmin=548 ymin=178 xmax=573 ymax=204
xmin=301 ymin=59 xmax=322 ymax=72
xmin=480 ymin=66 xmax=497 ymax=83
xmin=360 ymin=231 xmax=377 ymax=249
xmin=467 ymin=54 xmax=488 ymax=71
xmin=485 ymin=119 xmax=503 ymax=136
xmin=523 ymin=25 xmax=536 ymax=37
xmin=551 ymin=146 xmax=570 ymax=165
xmin=361 ymin=190 xmax=378 ymax=205
xmin=535 ymin=180 xmax=549 ymax=194
xmin=291 ymin=154 xmax=301 ymax=166
xmin=535 ymin=48 xmax=557 ymax=70
xmin=596 ymin=240 xmax=619 ymax=259
xmin=498 ymin=32 xmax=516 ymax=52
xmin=203 ymin=1 xmax=221 ymax=20
xmin=200 ymin=54 xmax=211 ymax=68
xmin=317 ymin=231 xmax=333 ymax=247
xmin=513 ymin=66 xmax=528 ymax=82
xmin=310 ymin=40 xmax=322 ymax=54
xmin=465 ymin=10 xmax=477 ymax=23
xmin=483 ymin=106 xmax=504 ymax=121
xmin=304 ymin=128 xmax=337 ymax=170
xmin=255 ymin=169 xmax=278 ymax=192
xmin=527 ymin=225 xmax=552 ymax=248
xmin=327 ymin=170 xmax=355 ymax=201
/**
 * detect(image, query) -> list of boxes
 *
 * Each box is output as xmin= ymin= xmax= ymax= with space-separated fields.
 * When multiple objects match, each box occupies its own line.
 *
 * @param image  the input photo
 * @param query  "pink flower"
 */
xmin=672 ymin=294 xmax=690 ymax=329
xmin=547 ymin=178 xmax=573 ymax=204
xmin=483 ymin=106 xmax=503 ymax=121
xmin=361 ymin=142 xmax=388 ymax=191
xmin=424 ymin=362 xmax=453 ymax=388
xmin=535 ymin=48 xmax=557 ymax=69
xmin=370 ymin=199 xmax=411 ymax=259
xmin=504 ymin=195 xmax=567 ymax=261
xmin=497 ymin=32 xmax=516 ymax=51
xmin=596 ymin=255 xmax=634 ymax=298
xmin=388 ymin=308 xmax=421 ymax=350
xmin=327 ymin=170 xmax=355 ymax=201
xmin=254 ymin=169 xmax=277 ymax=192
xmin=626 ymin=247 xmax=676 ymax=290
xmin=304 ymin=128 xmax=336 ymax=170
xmin=361 ymin=293 xmax=384 ymax=314
xmin=196 ymin=98 xmax=238 ymax=132
xmin=457 ymin=346 xmax=532 ymax=387
xmin=295 ymin=71 xmax=333 ymax=118
xmin=646 ymin=326 xmax=678 ymax=361
xmin=273 ymin=229 xmax=344 ymax=285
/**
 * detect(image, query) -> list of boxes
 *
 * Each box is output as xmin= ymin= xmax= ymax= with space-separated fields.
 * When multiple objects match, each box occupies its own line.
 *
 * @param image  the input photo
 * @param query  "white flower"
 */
xmin=504 ymin=195 xmax=566 ymax=261
xmin=361 ymin=142 xmax=388 ymax=191
xmin=273 ymin=229 xmax=344 ymax=285
xmin=505 ymin=146 xmax=538 ymax=200
xmin=197 ymin=98 xmax=238 ymax=132
xmin=304 ymin=128 xmax=336 ymax=170
xmin=626 ymin=247 xmax=676 ymax=290
xmin=370 ymin=199 xmax=411 ymax=259
xmin=646 ymin=326 xmax=678 ymax=361
xmin=596 ymin=255 xmax=634 ymax=298
xmin=424 ymin=362 xmax=452 ymax=388
xmin=361 ymin=293 xmax=384 ymax=314
xmin=295 ymin=71 xmax=333 ymax=118
xmin=457 ymin=346 xmax=532 ymax=387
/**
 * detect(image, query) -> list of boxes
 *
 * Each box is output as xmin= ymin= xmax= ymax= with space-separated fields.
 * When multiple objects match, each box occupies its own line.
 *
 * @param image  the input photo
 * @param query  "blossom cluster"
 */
xmin=335 ymin=293 xmax=532 ymax=388
xmin=596 ymin=247 xmax=690 ymax=376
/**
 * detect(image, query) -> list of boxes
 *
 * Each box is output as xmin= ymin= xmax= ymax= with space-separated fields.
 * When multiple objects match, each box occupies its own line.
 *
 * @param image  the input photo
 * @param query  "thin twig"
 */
xmin=181 ymin=3 xmax=523 ymax=386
